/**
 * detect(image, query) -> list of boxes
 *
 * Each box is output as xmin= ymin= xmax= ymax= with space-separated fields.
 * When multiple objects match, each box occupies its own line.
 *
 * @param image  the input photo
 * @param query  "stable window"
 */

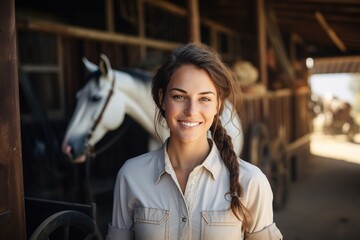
xmin=17 ymin=31 xmax=64 ymax=121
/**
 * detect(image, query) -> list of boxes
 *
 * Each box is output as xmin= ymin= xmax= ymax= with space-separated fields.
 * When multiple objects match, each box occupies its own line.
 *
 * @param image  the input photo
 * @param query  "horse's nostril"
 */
xmin=69 ymin=146 xmax=75 ymax=157
xmin=64 ymin=144 xmax=75 ymax=158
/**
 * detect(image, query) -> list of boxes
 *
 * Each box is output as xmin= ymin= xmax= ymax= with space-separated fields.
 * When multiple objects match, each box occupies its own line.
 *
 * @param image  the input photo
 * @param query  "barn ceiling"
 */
xmin=198 ymin=0 xmax=360 ymax=59
xmin=15 ymin=0 xmax=360 ymax=60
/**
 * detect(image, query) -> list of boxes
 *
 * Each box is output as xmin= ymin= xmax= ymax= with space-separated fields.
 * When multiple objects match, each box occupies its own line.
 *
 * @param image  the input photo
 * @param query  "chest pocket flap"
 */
xmin=201 ymin=210 xmax=242 ymax=240
xmin=202 ymin=210 xmax=241 ymax=226
xmin=134 ymin=207 xmax=170 ymax=240
xmin=135 ymin=207 xmax=169 ymax=224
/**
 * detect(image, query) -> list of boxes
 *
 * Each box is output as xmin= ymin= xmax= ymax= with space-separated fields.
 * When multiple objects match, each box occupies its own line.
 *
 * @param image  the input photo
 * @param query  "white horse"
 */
xmin=62 ymin=54 xmax=243 ymax=163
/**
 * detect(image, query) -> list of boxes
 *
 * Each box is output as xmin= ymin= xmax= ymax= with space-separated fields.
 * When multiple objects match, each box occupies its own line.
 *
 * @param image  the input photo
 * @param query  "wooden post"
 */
xmin=210 ymin=28 xmax=218 ymax=51
xmin=267 ymin=9 xmax=295 ymax=79
xmin=105 ymin=0 xmax=115 ymax=32
xmin=188 ymin=0 xmax=201 ymax=43
xmin=138 ymin=0 xmax=147 ymax=61
xmin=0 ymin=0 xmax=26 ymax=238
xmin=257 ymin=0 xmax=268 ymax=87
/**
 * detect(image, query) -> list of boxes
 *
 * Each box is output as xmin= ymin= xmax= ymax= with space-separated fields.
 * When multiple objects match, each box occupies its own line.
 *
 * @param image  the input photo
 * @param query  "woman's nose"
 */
xmin=184 ymin=100 xmax=197 ymax=116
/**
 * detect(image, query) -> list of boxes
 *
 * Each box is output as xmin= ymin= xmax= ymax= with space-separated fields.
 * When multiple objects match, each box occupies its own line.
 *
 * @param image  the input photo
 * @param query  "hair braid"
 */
xmin=211 ymin=119 xmax=249 ymax=230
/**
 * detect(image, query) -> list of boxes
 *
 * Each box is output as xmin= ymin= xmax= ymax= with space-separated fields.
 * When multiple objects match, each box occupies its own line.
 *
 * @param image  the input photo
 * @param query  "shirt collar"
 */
xmin=154 ymin=139 xmax=222 ymax=184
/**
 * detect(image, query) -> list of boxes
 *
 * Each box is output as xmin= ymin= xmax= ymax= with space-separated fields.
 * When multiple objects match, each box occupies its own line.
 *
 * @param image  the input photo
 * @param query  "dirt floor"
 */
xmin=274 ymin=132 xmax=360 ymax=240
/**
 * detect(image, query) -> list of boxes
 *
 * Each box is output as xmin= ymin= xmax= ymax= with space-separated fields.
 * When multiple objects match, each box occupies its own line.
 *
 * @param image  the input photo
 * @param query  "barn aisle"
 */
xmin=274 ymin=132 xmax=360 ymax=240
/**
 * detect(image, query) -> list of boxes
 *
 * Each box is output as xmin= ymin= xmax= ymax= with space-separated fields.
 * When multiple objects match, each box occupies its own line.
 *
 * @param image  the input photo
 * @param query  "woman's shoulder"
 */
xmin=119 ymin=148 xmax=162 ymax=174
xmin=239 ymin=159 xmax=264 ymax=176
xmin=238 ymin=158 xmax=270 ymax=187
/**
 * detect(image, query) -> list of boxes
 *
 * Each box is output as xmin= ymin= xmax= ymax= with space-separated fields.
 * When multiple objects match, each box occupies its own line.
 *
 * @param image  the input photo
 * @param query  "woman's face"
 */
xmin=162 ymin=64 xmax=219 ymax=144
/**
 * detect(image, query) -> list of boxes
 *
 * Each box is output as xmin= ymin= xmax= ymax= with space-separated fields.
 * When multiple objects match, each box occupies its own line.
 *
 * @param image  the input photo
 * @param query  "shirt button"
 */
xmin=165 ymin=166 xmax=170 ymax=171
xmin=190 ymin=180 xmax=195 ymax=184
xmin=181 ymin=217 xmax=187 ymax=223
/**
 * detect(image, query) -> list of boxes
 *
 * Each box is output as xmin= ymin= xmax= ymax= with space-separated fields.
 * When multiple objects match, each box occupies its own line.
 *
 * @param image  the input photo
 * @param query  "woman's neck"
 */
xmin=167 ymin=138 xmax=211 ymax=194
xmin=167 ymin=138 xmax=211 ymax=171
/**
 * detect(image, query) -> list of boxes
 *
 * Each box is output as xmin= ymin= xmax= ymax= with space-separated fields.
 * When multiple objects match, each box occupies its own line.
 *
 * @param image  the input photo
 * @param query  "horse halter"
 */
xmin=84 ymin=73 xmax=116 ymax=159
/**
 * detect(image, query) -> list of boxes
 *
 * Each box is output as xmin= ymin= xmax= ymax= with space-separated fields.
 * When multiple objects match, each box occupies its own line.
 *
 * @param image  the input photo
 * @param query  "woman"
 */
xmin=106 ymin=43 xmax=283 ymax=240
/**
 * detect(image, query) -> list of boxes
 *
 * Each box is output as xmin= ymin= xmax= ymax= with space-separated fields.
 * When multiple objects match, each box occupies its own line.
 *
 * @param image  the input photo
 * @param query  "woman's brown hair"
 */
xmin=151 ymin=42 xmax=249 ymax=229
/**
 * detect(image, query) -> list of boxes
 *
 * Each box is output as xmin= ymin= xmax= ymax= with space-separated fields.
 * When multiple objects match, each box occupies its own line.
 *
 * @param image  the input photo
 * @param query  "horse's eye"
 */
xmin=90 ymin=95 xmax=101 ymax=102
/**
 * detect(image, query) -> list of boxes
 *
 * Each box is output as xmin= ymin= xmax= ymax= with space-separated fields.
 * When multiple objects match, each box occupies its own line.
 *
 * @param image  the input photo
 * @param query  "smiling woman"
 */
xmin=106 ymin=43 xmax=283 ymax=240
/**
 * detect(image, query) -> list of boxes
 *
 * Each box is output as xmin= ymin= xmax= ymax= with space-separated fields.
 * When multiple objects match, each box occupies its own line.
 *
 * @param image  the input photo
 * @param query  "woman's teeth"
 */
xmin=181 ymin=121 xmax=200 ymax=127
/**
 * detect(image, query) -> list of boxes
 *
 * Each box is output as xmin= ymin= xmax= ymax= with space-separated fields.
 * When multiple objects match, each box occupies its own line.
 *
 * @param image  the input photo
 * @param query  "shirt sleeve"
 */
xmin=106 ymin=167 xmax=135 ymax=240
xmin=106 ymin=224 xmax=134 ymax=240
xmin=245 ymin=223 xmax=283 ymax=240
xmin=241 ymin=164 xmax=283 ymax=239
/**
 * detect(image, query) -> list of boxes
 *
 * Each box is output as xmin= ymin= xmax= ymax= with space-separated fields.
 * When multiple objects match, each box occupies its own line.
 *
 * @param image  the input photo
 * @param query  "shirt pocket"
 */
xmin=134 ymin=207 xmax=170 ymax=240
xmin=201 ymin=210 xmax=243 ymax=240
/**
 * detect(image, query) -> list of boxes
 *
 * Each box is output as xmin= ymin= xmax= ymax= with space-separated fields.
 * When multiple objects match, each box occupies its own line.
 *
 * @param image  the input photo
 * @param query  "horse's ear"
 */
xmin=99 ymin=54 xmax=112 ymax=77
xmin=82 ymin=57 xmax=99 ymax=73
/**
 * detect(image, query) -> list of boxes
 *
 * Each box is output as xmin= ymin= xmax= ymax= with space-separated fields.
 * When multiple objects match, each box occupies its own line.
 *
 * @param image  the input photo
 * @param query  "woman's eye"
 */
xmin=200 ymin=97 xmax=211 ymax=102
xmin=172 ymin=95 xmax=185 ymax=100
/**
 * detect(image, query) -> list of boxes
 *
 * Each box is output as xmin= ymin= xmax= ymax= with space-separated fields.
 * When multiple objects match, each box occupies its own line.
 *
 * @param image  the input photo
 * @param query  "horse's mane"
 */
xmin=119 ymin=68 xmax=153 ymax=85
xmin=85 ymin=67 xmax=153 ymax=87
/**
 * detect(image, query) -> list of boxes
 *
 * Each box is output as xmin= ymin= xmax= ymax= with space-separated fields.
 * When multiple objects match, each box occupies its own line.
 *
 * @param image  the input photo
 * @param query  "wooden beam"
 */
xmin=315 ymin=11 xmax=347 ymax=52
xmin=201 ymin=18 xmax=238 ymax=35
xmin=17 ymin=18 xmax=180 ymax=51
xmin=144 ymin=0 xmax=187 ymax=16
xmin=188 ymin=0 xmax=201 ymax=43
xmin=144 ymin=0 xmax=238 ymax=36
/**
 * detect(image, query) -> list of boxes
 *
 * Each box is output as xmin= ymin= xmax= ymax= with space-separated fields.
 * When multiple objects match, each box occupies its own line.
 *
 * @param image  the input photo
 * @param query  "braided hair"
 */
xmin=151 ymin=42 xmax=249 ymax=229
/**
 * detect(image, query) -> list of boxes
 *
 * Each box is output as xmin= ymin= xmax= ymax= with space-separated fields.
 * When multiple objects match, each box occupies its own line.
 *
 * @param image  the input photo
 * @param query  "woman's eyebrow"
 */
xmin=169 ymin=88 xmax=215 ymax=95
xmin=169 ymin=88 xmax=187 ymax=93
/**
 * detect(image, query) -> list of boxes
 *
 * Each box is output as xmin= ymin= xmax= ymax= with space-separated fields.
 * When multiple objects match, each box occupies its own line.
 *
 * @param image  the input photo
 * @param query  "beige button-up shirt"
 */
xmin=106 ymin=140 xmax=282 ymax=240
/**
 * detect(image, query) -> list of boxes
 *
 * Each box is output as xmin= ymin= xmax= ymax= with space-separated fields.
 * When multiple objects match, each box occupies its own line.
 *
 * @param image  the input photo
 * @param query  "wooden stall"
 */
xmin=3 ymin=0 xmax=314 ymax=238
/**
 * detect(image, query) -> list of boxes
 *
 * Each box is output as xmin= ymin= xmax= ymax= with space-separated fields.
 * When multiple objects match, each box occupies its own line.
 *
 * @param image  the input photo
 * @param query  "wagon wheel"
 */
xmin=29 ymin=210 xmax=101 ymax=240
xmin=248 ymin=123 xmax=272 ymax=178
xmin=271 ymin=140 xmax=289 ymax=210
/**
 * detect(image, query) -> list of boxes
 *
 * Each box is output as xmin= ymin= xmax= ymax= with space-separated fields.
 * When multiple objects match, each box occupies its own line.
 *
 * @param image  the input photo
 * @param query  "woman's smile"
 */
xmin=179 ymin=120 xmax=201 ymax=128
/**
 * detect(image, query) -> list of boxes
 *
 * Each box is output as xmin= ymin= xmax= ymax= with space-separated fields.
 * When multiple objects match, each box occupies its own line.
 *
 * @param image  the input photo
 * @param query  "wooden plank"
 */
xmin=144 ymin=0 xmax=187 ymax=16
xmin=17 ymin=19 xmax=180 ymax=51
xmin=201 ymin=18 xmax=239 ymax=35
xmin=144 ymin=0 xmax=238 ymax=35
xmin=0 ymin=0 xmax=26 ymax=238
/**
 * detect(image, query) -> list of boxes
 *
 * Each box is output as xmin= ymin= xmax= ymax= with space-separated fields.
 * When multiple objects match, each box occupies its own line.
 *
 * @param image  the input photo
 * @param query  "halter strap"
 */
xmin=85 ymin=74 xmax=116 ymax=158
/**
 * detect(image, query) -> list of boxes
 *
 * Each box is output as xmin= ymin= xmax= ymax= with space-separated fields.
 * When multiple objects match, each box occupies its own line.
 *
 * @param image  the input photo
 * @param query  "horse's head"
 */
xmin=62 ymin=54 xmax=127 ymax=163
